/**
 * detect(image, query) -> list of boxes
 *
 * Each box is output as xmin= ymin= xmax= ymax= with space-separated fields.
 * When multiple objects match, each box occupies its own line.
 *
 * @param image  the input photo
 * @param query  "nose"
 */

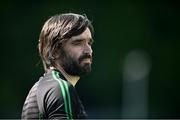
xmin=83 ymin=44 xmax=93 ymax=55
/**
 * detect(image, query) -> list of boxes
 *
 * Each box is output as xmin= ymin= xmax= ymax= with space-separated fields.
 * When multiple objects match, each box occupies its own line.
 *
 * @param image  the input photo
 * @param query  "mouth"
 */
xmin=79 ymin=54 xmax=92 ymax=64
xmin=81 ymin=58 xmax=92 ymax=64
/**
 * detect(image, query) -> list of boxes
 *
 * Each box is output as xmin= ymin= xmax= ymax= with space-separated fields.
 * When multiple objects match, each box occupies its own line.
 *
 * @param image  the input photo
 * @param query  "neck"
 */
xmin=50 ymin=66 xmax=80 ymax=86
xmin=66 ymin=74 xmax=80 ymax=86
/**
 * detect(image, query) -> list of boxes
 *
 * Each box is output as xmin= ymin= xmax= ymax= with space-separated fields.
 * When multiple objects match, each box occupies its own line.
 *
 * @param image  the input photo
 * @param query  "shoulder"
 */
xmin=36 ymin=70 xmax=75 ymax=118
xmin=50 ymin=70 xmax=75 ymax=93
xmin=37 ymin=70 xmax=74 ymax=102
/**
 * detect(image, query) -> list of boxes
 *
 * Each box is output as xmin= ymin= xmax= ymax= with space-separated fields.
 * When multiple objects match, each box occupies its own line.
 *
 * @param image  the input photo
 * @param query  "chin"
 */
xmin=82 ymin=66 xmax=91 ymax=75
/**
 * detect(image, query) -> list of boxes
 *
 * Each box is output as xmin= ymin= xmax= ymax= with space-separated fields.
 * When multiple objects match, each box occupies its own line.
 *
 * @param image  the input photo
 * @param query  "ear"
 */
xmin=53 ymin=43 xmax=63 ymax=59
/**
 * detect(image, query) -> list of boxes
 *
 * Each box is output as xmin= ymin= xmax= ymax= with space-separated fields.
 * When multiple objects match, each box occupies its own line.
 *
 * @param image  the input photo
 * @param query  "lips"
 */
xmin=79 ymin=55 xmax=92 ymax=64
xmin=81 ymin=58 xmax=92 ymax=63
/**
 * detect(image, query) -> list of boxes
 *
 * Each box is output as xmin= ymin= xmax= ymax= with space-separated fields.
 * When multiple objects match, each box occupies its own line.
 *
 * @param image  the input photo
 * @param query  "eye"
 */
xmin=88 ymin=41 xmax=92 ymax=46
xmin=88 ymin=39 xmax=94 ymax=46
xmin=72 ymin=41 xmax=81 ymax=45
xmin=72 ymin=40 xmax=83 ymax=45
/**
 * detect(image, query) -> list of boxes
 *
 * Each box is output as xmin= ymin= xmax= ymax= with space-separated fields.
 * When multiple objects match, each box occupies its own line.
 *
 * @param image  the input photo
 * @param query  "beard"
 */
xmin=60 ymin=49 xmax=92 ymax=76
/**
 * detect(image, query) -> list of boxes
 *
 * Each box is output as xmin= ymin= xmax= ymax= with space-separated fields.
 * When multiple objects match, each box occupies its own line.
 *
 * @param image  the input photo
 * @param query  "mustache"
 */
xmin=79 ymin=54 xmax=92 ymax=62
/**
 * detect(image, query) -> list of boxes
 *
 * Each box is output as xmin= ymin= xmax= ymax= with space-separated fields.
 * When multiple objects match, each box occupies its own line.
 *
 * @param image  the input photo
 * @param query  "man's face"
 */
xmin=60 ymin=28 xmax=93 ymax=76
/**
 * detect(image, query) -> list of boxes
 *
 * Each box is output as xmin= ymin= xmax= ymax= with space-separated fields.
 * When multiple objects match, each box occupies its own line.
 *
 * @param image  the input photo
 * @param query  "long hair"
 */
xmin=38 ymin=13 xmax=94 ymax=71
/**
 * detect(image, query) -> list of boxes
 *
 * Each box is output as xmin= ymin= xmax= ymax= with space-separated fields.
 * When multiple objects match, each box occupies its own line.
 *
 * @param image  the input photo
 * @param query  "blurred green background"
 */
xmin=0 ymin=0 xmax=180 ymax=118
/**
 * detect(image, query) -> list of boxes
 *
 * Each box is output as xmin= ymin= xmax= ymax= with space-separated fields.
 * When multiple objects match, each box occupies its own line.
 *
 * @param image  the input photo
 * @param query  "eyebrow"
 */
xmin=71 ymin=38 xmax=94 ymax=43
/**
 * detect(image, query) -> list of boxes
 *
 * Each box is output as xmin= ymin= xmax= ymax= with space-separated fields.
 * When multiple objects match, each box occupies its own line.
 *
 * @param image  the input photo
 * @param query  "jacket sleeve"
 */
xmin=45 ymin=82 xmax=68 ymax=119
xmin=37 ymin=79 xmax=71 ymax=119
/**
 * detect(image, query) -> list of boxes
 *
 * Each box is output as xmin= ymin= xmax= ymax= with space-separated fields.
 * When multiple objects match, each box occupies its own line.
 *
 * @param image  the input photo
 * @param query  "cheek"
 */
xmin=67 ymin=48 xmax=82 ymax=60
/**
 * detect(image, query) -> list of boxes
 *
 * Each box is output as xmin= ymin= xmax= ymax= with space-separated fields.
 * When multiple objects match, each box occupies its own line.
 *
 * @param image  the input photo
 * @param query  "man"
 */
xmin=21 ymin=13 xmax=94 ymax=119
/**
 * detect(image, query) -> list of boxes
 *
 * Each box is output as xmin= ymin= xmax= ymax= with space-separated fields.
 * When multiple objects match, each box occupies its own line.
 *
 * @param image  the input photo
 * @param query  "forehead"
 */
xmin=70 ymin=28 xmax=92 ymax=41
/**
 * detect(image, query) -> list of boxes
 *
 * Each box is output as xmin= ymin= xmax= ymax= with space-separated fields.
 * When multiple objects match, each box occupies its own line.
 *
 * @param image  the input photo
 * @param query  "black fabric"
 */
xmin=21 ymin=69 xmax=87 ymax=119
